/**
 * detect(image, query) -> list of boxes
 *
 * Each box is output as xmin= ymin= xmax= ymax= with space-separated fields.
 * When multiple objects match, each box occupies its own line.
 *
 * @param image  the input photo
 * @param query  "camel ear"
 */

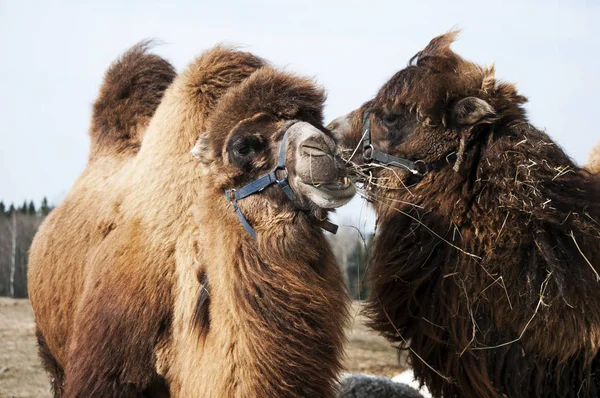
xmin=191 ymin=135 xmax=213 ymax=164
xmin=452 ymin=97 xmax=496 ymax=126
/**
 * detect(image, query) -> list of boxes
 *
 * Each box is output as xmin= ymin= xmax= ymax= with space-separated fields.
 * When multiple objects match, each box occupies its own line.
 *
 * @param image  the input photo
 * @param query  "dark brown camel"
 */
xmin=330 ymin=32 xmax=600 ymax=398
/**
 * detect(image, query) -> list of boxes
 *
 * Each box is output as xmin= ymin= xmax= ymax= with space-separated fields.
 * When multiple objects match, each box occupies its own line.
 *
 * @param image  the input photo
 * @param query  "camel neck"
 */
xmin=175 ymin=198 xmax=348 ymax=397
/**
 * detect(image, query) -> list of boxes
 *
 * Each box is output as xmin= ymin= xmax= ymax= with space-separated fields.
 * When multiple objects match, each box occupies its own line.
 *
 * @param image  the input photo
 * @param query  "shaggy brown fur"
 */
xmin=29 ymin=44 xmax=348 ymax=397
xmin=587 ymin=140 xmax=600 ymax=173
xmin=90 ymin=41 xmax=176 ymax=159
xmin=337 ymin=32 xmax=600 ymax=397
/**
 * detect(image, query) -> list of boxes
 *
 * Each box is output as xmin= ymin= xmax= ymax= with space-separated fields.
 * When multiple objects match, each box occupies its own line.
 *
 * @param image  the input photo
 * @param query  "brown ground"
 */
xmin=343 ymin=303 xmax=406 ymax=377
xmin=0 ymin=299 xmax=403 ymax=397
xmin=0 ymin=298 xmax=51 ymax=398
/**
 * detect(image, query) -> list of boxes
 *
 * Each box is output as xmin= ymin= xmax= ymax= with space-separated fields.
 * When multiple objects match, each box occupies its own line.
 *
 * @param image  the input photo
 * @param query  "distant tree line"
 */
xmin=0 ymin=200 xmax=370 ymax=300
xmin=328 ymin=227 xmax=372 ymax=300
xmin=0 ymin=198 xmax=52 ymax=298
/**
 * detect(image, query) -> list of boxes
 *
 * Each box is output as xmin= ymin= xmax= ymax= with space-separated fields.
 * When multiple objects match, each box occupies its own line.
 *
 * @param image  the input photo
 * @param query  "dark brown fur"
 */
xmin=192 ymin=271 xmax=210 ymax=335
xmin=36 ymin=328 xmax=65 ymax=397
xmin=340 ymin=32 xmax=600 ymax=397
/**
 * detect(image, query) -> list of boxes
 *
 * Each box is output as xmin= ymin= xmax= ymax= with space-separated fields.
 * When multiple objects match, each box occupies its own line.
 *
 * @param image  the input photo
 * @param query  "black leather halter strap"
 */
xmin=361 ymin=111 xmax=429 ymax=176
xmin=224 ymin=122 xmax=338 ymax=238
xmin=224 ymin=127 xmax=295 ymax=239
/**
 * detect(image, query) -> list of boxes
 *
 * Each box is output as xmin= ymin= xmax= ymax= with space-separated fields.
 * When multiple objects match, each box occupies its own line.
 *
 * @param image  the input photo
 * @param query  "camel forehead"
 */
xmin=372 ymin=34 xmax=498 ymax=118
xmin=204 ymin=67 xmax=324 ymax=129
xmin=376 ymin=62 xmax=486 ymax=116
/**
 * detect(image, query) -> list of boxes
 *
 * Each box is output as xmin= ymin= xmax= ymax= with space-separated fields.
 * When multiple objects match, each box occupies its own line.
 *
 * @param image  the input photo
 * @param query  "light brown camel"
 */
xmin=330 ymin=32 xmax=600 ymax=397
xmin=28 ymin=43 xmax=354 ymax=397
xmin=587 ymin=140 xmax=600 ymax=173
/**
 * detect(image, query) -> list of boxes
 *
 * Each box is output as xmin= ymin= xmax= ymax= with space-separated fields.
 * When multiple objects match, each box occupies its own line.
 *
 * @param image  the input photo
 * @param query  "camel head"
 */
xmin=329 ymin=31 xmax=526 ymax=206
xmin=190 ymin=65 xmax=355 ymax=233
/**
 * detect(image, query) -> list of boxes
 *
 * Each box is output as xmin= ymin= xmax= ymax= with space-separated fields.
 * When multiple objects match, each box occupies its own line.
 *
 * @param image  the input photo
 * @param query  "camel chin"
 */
xmin=296 ymin=177 xmax=356 ymax=208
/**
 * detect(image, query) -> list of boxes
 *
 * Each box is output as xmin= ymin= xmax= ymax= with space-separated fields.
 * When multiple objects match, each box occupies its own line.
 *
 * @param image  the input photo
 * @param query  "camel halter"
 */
xmin=361 ymin=111 xmax=429 ymax=177
xmin=224 ymin=123 xmax=338 ymax=238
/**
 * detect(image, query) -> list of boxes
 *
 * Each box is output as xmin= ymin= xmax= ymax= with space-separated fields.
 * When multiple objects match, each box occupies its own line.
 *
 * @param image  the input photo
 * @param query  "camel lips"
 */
xmin=310 ymin=176 xmax=351 ymax=188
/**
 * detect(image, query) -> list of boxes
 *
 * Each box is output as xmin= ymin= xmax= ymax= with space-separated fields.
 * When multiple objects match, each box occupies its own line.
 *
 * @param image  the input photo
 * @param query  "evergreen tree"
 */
xmin=345 ymin=233 xmax=373 ymax=300
xmin=0 ymin=201 xmax=5 ymax=216
xmin=20 ymin=200 xmax=28 ymax=214
xmin=8 ymin=204 xmax=15 ymax=214
xmin=40 ymin=197 xmax=50 ymax=216
xmin=28 ymin=201 xmax=36 ymax=216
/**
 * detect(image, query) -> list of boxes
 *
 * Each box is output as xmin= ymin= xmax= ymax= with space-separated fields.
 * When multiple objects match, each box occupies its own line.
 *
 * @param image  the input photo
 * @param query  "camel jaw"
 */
xmin=295 ymin=176 xmax=356 ymax=209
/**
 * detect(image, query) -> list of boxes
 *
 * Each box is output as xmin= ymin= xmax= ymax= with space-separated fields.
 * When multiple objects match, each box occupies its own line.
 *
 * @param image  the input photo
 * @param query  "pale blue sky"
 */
xmin=0 ymin=0 xmax=598 ymax=230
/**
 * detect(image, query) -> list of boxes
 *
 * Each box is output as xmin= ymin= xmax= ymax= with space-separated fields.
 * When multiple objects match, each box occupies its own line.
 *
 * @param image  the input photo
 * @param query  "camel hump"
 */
xmin=587 ymin=141 xmax=600 ymax=173
xmin=89 ymin=41 xmax=176 ymax=158
xmin=179 ymin=45 xmax=266 ymax=118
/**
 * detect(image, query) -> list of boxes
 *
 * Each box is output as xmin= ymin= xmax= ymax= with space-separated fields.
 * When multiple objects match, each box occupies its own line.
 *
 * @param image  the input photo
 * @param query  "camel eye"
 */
xmin=236 ymin=144 xmax=252 ymax=156
xmin=233 ymin=135 xmax=264 ymax=157
xmin=381 ymin=113 xmax=397 ymax=125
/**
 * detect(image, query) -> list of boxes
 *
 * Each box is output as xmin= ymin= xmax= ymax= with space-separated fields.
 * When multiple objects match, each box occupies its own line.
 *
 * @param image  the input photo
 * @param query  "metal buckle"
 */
xmin=227 ymin=189 xmax=237 ymax=202
xmin=363 ymin=144 xmax=374 ymax=162
xmin=412 ymin=160 xmax=428 ymax=176
xmin=275 ymin=167 xmax=289 ymax=184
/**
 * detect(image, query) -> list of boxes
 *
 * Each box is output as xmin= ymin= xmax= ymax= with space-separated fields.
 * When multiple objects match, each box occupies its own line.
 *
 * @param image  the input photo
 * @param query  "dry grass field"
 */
xmin=0 ymin=299 xmax=402 ymax=397
xmin=0 ymin=298 xmax=51 ymax=398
